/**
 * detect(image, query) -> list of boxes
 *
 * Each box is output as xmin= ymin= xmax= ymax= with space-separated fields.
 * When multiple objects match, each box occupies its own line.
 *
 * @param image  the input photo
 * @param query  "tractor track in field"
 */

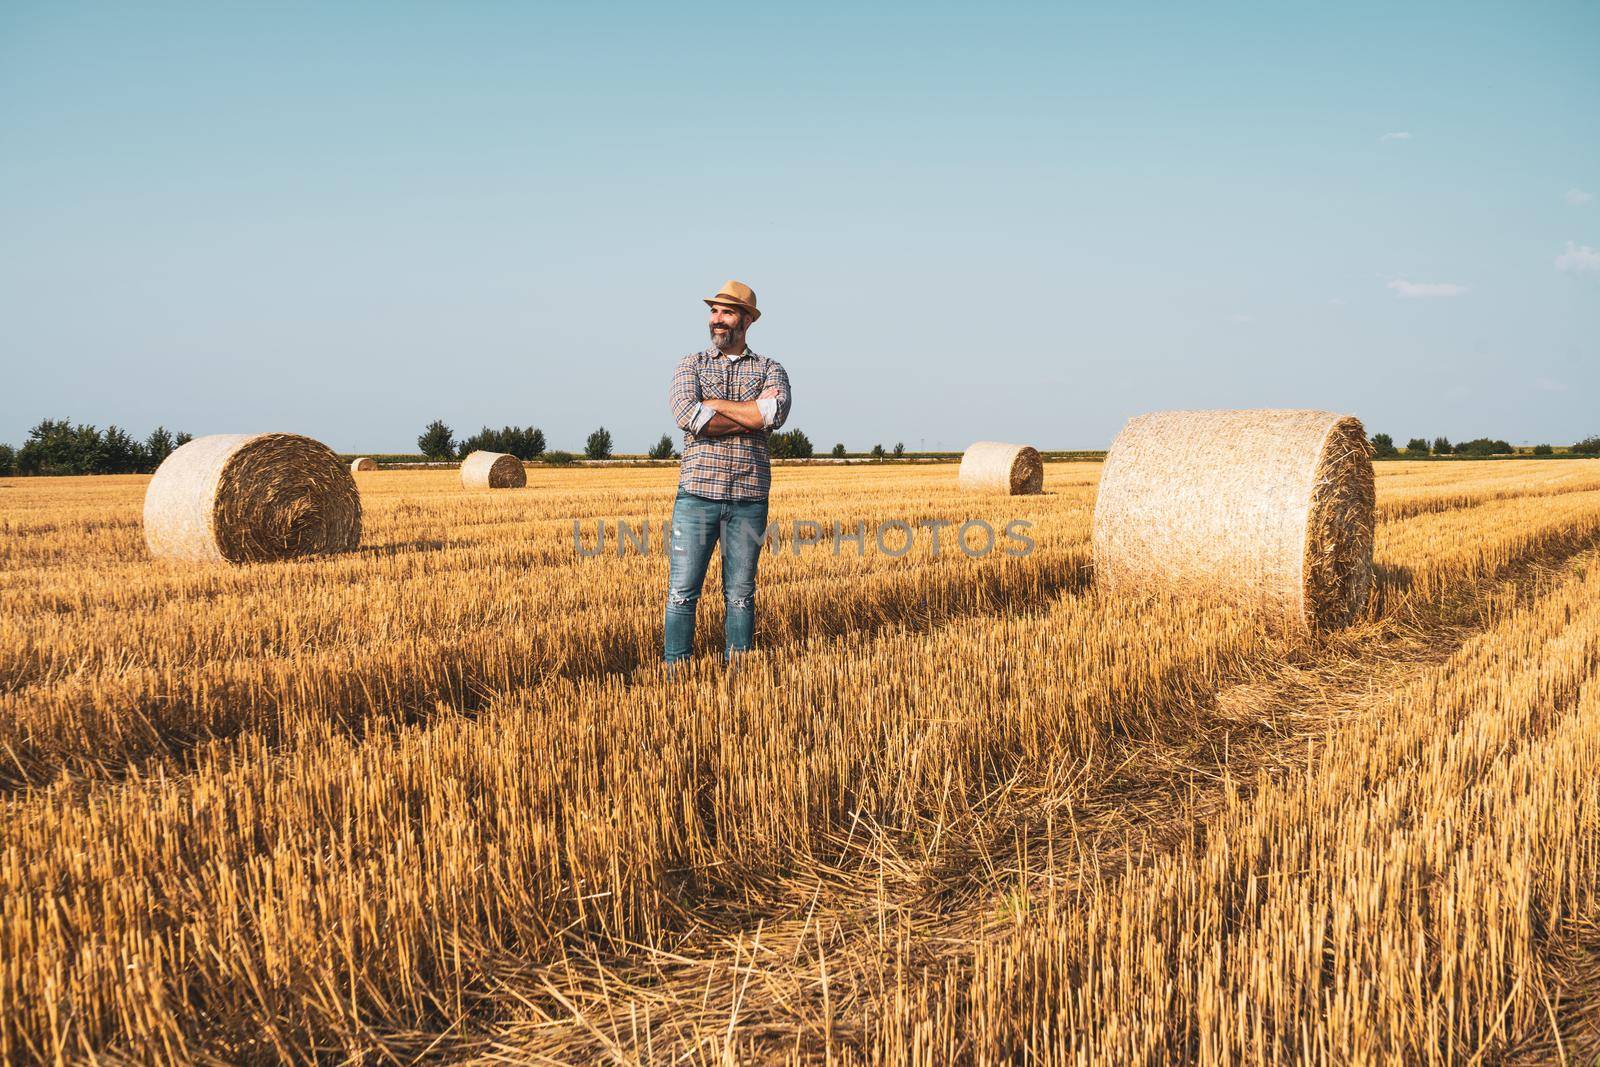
xmin=16 ymin=470 xmax=1600 ymax=1064
xmin=382 ymin=540 xmax=1600 ymax=1063
xmin=0 ymin=550 xmax=1095 ymax=795
xmin=14 ymin=492 xmax=1600 ymax=802
xmin=7 ymin=480 xmax=1597 ymax=798
xmin=1375 ymin=476 xmax=1600 ymax=522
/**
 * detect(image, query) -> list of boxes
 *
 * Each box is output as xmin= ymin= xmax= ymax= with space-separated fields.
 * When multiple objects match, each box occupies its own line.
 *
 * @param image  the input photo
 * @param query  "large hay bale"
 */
xmin=144 ymin=433 xmax=362 ymax=563
xmin=958 ymin=441 xmax=1044 ymax=494
xmin=460 ymin=450 xmax=526 ymax=489
xmin=1092 ymin=409 xmax=1374 ymax=631
xmin=350 ymin=457 xmax=378 ymax=472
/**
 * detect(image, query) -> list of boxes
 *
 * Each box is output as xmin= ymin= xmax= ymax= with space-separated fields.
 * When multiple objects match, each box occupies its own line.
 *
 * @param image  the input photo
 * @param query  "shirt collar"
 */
xmin=704 ymin=344 xmax=757 ymax=362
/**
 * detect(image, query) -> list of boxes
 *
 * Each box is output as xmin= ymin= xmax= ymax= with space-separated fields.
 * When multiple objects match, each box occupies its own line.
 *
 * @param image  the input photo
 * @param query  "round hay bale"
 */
xmin=1092 ymin=409 xmax=1374 ymax=631
xmin=143 ymin=433 xmax=362 ymax=563
xmin=958 ymin=441 xmax=1043 ymax=494
xmin=460 ymin=450 xmax=526 ymax=489
xmin=350 ymin=457 xmax=378 ymax=472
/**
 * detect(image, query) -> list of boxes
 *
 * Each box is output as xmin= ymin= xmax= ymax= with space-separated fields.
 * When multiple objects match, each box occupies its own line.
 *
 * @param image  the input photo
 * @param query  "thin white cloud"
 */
xmin=1228 ymin=313 xmax=1254 ymax=323
xmin=1379 ymin=131 xmax=1412 ymax=142
xmin=1535 ymin=377 xmax=1567 ymax=392
xmin=1327 ymin=297 xmax=1346 ymax=307
xmin=1556 ymin=241 xmax=1600 ymax=272
xmin=1387 ymin=278 xmax=1467 ymax=298
xmin=1565 ymin=188 xmax=1594 ymax=206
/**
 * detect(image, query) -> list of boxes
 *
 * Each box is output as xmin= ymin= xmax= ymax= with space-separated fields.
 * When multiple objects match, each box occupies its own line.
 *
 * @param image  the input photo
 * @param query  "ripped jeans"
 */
xmin=663 ymin=488 xmax=770 ymax=663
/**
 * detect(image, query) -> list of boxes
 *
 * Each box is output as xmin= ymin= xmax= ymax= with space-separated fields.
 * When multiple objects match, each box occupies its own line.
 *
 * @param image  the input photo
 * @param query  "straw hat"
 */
xmin=703 ymin=280 xmax=761 ymax=322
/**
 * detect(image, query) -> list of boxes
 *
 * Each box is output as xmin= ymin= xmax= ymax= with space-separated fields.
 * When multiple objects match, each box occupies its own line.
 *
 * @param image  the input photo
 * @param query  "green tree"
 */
xmin=831 ymin=442 xmax=846 ymax=458
xmin=17 ymin=419 xmax=101 ymax=475
xmin=1369 ymin=432 xmax=1398 ymax=458
xmin=0 ymin=444 xmax=14 ymax=477
xmin=544 ymin=450 xmax=576 ymax=466
xmin=585 ymin=427 xmax=613 ymax=459
xmin=418 ymin=420 xmax=455 ymax=459
xmin=1533 ymin=443 xmax=1554 ymax=455
xmin=1404 ymin=437 xmax=1430 ymax=456
xmin=1573 ymin=436 xmax=1600 ymax=455
xmin=175 ymin=432 xmax=193 ymax=447
xmin=457 ymin=427 xmax=493 ymax=459
xmin=100 ymin=425 xmax=146 ymax=474
xmin=1432 ymin=436 xmax=1453 ymax=455
xmin=648 ymin=433 xmax=675 ymax=460
xmin=10 ymin=421 xmax=187 ymax=475
xmin=870 ymin=443 xmax=886 ymax=460
xmin=145 ymin=426 xmax=177 ymax=467
xmin=506 ymin=426 xmax=546 ymax=459
xmin=457 ymin=425 xmax=546 ymax=460
xmin=769 ymin=428 xmax=813 ymax=459
xmin=892 ymin=442 xmax=905 ymax=457
xmin=1456 ymin=438 xmax=1513 ymax=457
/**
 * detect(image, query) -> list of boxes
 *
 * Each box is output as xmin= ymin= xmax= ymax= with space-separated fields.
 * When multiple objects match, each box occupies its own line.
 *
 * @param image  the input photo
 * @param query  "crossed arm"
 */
xmin=670 ymin=358 xmax=792 ymax=438
xmin=699 ymin=389 xmax=779 ymax=436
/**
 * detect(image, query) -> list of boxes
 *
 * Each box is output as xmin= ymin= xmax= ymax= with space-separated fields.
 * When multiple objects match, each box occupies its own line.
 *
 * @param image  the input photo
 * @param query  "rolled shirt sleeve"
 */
xmin=763 ymin=363 xmax=792 ymax=431
xmin=670 ymin=355 xmax=712 ymax=433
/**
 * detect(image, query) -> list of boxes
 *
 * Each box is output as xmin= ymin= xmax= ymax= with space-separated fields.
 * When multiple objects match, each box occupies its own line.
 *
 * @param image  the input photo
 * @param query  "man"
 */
xmin=664 ymin=280 xmax=792 ymax=663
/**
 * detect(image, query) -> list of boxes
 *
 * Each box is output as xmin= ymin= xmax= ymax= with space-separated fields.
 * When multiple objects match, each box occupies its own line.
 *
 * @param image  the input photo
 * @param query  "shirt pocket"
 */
xmin=696 ymin=364 xmax=729 ymax=400
xmin=729 ymin=367 xmax=768 ymax=403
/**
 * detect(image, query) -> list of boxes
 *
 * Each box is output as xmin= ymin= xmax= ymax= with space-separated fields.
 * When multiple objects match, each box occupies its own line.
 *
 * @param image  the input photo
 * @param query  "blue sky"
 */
xmin=2 ymin=1 xmax=1596 ymax=453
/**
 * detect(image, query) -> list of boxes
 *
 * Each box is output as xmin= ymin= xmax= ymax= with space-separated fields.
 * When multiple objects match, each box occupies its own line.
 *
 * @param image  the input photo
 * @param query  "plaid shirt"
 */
xmin=669 ymin=345 xmax=792 ymax=500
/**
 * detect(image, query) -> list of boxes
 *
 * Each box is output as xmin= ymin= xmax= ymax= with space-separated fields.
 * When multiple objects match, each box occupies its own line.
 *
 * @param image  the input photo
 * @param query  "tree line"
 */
xmin=0 ymin=418 xmax=839 ymax=475
xmin=8 ymin=418 xmax=1594 ymax=477
xmin=0 ymin=419 xmax=192 ymax=476
xmin=417 ymin=420 xmax=617 ymax=462
xmin=416 ymin=421 xmax=834 ymax=462
xmin=1369 ymin=433 xmax=1600 ymax=458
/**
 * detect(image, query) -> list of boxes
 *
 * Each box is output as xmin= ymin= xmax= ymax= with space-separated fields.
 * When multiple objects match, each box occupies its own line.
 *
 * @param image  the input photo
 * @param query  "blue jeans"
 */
xmin=663 ymin=488 xmax=770 ymax=663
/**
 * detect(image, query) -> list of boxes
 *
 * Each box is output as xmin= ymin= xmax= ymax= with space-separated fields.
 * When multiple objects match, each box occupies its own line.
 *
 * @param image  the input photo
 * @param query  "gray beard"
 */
xmin=710 ymin=325 xmax=745 ymax=352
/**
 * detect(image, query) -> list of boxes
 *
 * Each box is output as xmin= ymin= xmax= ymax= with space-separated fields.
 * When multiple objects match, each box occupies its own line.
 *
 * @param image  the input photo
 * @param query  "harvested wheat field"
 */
xmin=6 ymin=458 xmax=1600 ymax=1063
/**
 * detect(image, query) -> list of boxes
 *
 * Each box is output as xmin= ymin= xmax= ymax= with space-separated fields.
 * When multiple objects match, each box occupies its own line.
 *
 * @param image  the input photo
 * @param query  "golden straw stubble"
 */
xmin=460 ymin=450 xmax=527 ymax=489
xmin=7 ymin=459 xmax=1600 ymax=1062
xmin=958 ymin=441 xmax=1044 ymax=495
xmin=1092 ymin=409 xmax=1374 ymax=631
xmin=143 ymin=433 xmax=362 ymax=563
